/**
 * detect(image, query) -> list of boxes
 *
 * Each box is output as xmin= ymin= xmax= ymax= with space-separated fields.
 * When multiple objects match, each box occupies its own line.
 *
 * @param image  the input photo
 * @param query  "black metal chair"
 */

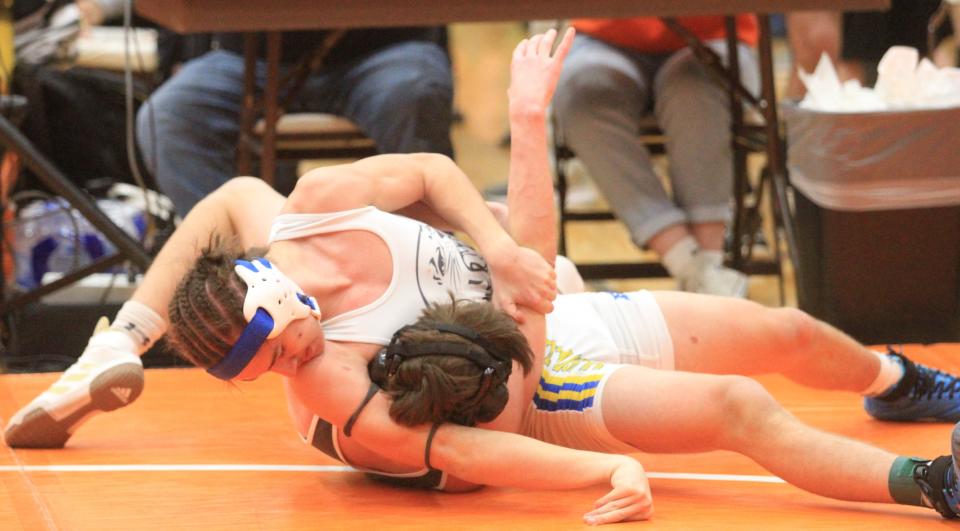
xmin=234 ymin=31 xmax=379 ymax=185
xmin=239 ymin=112 xmax=378 ymax=180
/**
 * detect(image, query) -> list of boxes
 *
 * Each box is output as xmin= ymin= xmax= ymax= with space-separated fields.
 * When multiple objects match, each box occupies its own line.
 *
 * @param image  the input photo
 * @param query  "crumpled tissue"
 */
xmin=799 ymin=46 xmax=960 ymax=112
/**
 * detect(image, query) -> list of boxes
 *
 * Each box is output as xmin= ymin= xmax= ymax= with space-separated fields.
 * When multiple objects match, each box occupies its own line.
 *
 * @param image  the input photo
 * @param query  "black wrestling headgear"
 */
xmin=369 ymin=321 xmax=512 ymax=423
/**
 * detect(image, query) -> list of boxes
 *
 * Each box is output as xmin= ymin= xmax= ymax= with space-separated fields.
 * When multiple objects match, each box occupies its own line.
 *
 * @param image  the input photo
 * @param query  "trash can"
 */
xmin=784 ymin=104 xmax=960 ymax=344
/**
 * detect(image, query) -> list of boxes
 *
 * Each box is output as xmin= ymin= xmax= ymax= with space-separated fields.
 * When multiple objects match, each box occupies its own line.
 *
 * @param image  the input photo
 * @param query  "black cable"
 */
xmin=122 ymin=0 xmax=159 ymax=255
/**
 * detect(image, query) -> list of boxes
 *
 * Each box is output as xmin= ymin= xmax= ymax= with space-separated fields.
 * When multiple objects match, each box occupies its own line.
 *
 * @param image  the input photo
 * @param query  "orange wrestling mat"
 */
xmin=2 ymin=344 xmax=959 ymax=530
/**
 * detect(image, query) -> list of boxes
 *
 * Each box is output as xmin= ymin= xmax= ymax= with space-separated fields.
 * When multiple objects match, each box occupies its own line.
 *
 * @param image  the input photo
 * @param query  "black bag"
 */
xmin=12 ymin=64 xmax=154 ymax=193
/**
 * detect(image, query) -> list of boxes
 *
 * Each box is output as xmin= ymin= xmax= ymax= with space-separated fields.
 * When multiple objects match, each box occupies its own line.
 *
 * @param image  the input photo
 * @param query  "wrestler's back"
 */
xmin=269 ymin=208 xmax=490 ymax=490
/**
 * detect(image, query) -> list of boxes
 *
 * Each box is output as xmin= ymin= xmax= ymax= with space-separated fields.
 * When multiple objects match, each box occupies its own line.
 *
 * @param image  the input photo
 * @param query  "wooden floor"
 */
xmin=2 ymin=343 xmax=959 ymax=530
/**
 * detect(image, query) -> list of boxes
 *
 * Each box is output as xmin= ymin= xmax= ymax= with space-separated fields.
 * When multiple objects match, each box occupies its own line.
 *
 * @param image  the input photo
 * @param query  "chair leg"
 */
xmin=556 ymin=149 xmax=570 ymax=257
xmin=236 ymin=33 xmax=258 ymax=176
xmin=723 ymin=16 xmax=750 ymax=272
xmin=259 ymin=32 xmax=283 ymax=188
xmin=756 ymin=14 xmax=799 ymax=293
xmin=763 ymin=165 xmax=787 ymax=305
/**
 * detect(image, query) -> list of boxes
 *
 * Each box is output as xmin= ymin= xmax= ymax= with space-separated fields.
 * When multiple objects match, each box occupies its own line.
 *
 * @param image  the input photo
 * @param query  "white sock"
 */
xmin=698 ymin=249 xmax=724 ymax=268
xmin=862 ymin=350 xmax=906 ymax=397
xmin=109 ymin=300 xmax=168 ymax=354
xmin=662 ymin=236 xmax=699 ymax=279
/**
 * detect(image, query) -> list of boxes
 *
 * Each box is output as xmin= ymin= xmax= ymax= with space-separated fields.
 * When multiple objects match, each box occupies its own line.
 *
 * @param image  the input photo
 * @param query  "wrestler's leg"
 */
xmin=652 ymin=291 xmax=880 ymax=392
xmin=651 ymin=289 xmax=960 ymax=423
xmin=601 ymin=366 xmax=955 ymax=513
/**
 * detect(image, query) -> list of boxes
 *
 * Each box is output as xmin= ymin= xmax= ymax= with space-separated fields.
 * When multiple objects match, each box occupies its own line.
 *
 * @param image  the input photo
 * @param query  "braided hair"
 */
xmin=374 ymin=297 xmax=533 ymax=427
xmin=165 ymin=235 xmax=268 ymax=369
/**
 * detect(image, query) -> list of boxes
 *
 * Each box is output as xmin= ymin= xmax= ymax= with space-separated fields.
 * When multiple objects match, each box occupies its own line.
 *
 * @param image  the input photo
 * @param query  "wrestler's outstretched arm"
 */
xmin=131 ymin=177 xmax=284 ymax=321
xmin=291 ymin=338 xmax=648 ymax=525
xmin=481 ymin=28 xmax=653 ymax=524
xmin=479 ymin=27 xmax=570 ymax=433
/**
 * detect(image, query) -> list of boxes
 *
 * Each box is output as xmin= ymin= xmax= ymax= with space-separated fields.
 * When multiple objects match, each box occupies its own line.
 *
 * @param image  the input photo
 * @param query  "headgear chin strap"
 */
xmin=206 ymin=258 xmax=320 ymax=380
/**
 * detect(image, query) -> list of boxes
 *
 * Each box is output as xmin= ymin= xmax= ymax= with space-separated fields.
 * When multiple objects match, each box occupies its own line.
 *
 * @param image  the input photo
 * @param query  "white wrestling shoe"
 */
xmin=4 ymin=317 xmax=144 ymax=448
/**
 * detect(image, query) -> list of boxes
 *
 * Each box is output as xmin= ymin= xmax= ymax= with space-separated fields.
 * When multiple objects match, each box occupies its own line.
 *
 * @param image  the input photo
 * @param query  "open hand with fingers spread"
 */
xmin=489 ymin=27 xmax=572 ymax=323
xmin=508 ymin=27 xmax=576 ymax=116
xmin=583 ymin=457 xmax=654 ymax=525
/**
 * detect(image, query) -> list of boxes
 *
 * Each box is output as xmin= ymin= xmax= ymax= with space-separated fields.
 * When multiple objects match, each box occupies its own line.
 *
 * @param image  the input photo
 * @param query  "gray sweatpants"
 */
xmin=553 ymin=34 xmax=760 ymax=247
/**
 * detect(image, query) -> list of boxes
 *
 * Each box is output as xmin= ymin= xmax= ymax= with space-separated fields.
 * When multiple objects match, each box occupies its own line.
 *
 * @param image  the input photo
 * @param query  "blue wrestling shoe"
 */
xmin=864 ymin=348 xmax=960 ymax=422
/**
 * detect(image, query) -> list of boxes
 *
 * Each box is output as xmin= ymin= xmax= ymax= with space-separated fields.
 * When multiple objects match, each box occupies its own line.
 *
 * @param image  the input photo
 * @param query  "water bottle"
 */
xmin=12 ymin=197 xmax=146 ymax=289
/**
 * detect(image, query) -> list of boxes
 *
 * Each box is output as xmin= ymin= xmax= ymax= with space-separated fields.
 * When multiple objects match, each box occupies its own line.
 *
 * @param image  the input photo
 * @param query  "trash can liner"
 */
xmin=784 ymin=104 xmax=960 ymax=212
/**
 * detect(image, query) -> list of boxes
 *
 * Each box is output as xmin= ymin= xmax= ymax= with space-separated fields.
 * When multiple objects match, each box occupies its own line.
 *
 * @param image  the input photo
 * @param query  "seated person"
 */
xmin=137 ymin=26 xmax=454 ymax=216
xmin=552 ymin=16 xmax=760 ymax=297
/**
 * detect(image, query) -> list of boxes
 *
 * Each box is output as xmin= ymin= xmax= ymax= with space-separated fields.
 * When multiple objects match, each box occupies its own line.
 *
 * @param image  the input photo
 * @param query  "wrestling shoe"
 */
xmin=4 ymin=317 xmax=144 ymax=448
xmin=864 ymin=348 xmax=960 ymax=422
xmin=910 ymin=422 xmax=960 ymax=518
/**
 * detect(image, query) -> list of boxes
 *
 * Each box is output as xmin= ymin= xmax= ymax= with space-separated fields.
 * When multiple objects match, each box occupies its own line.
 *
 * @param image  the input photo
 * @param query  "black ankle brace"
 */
xmin=914 ymin=456 xmax=959 ymax=518
xmin=876 ymin=349 xmax=919 ymax=402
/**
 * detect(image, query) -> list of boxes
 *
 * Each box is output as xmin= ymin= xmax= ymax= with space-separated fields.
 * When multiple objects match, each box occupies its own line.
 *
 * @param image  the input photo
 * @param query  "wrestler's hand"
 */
xmin=583 ymin=458 xmax=654 ymax=525
xmin=508 ymin=27 xmax=575 ymax=115
xmin=487 ymin=242 xmax=557 ymax=323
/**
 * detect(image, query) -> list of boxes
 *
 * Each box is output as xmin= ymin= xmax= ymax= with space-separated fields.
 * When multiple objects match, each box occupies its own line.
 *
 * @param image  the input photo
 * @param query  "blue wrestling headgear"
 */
xmin=206 ymin=257 xmax=320 ymax=380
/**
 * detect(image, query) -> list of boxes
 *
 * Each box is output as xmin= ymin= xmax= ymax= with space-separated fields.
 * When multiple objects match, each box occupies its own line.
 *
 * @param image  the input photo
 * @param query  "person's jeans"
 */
xmin=136 ymin=41 xmax=454 ymax=216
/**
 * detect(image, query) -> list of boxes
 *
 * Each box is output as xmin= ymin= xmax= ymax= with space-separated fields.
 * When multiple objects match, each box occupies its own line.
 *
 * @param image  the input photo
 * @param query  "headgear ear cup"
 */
xmin=368 ymin=350 xmax=390 ymax=387
xmin=378 ymin=321 xmax=514 ymax=425
xmin=461 ymin=367 xmax=496 ymax=409
xmin=471 ymin=368 xmax=503 ymax=424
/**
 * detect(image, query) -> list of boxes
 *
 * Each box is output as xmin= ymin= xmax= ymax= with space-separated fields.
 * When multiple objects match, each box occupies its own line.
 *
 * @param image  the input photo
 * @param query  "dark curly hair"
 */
xmin=374 ymin=297 xmax=533 ymax=427
xmin=165 ymin=235 xmax=267 ymax=369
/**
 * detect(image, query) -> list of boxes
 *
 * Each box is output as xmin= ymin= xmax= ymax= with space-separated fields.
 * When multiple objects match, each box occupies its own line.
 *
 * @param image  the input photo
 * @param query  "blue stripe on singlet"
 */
xmin=533 ymin=377 xmax=600 ymax=412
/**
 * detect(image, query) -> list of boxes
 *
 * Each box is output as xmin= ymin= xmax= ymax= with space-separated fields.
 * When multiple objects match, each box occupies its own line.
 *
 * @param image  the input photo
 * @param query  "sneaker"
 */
xmin=864 ymin=349 xmax=960 ymax=422
xmin=4 ymin=318 xmax=144 ymax=448
xmin=679 ymin=254 xmax=748 ymax=299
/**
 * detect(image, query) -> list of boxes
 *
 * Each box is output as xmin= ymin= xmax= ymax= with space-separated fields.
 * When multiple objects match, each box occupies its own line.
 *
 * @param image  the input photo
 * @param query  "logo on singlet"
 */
xmin=418 ymin=227 xmax=492 ymax=302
